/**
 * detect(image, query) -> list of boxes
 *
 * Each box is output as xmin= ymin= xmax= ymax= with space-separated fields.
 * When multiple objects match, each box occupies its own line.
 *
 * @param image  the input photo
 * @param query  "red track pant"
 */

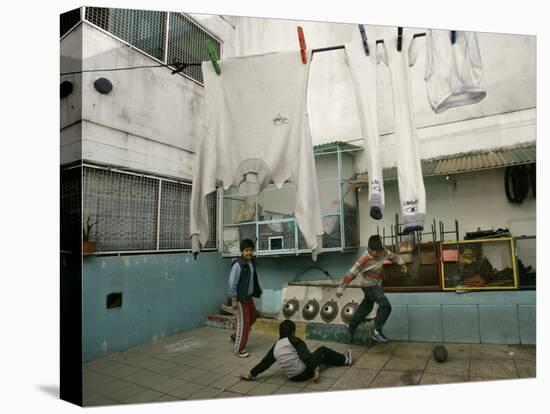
xmin=233 ymin=296 xmax=257 ymax=352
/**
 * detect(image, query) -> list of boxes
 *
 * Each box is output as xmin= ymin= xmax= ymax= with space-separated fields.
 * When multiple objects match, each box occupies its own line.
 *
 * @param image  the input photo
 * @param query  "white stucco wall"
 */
xmin=235 ymin=18 xmax=536 ymax=153
xmin=358 ymin=169 xmax=536 ymax=242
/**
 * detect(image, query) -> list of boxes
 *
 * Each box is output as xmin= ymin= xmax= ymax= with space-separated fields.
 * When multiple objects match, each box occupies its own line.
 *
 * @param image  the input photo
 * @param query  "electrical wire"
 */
xmin=60 ymin=62 xmax=201 ymax=76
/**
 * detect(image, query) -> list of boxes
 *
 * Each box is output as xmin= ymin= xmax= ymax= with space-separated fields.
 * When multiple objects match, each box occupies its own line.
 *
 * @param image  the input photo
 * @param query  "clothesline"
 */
xmin=311 ymin=32 xmax=427 ymax=57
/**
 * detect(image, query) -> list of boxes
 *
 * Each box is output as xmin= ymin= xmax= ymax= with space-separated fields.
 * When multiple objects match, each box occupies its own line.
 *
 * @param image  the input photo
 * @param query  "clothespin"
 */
xmin=397 ymin=27 xmax=403 ymax=52
xmin=450 ymin=30 xmax=457 ymax=45
xmin=358 ymin=25 xmax=370 ymax=56
xmin=205 ymin=40 xmax=221 ymax=75
xmin=297 ymin=26 xmax=307 ymax=64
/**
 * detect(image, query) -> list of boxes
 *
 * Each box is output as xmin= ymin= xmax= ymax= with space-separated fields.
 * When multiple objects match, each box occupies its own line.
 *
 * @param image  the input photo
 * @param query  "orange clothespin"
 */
xmin=297 ymin=26 xmax=307 ymax=64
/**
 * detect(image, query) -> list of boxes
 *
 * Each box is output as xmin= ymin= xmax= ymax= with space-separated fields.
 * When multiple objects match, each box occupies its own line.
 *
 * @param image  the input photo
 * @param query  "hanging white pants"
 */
xmin=378 ymin=32 xmax=426 ymax=232
xmin=344 ymin=41 xmax=385 ymax=220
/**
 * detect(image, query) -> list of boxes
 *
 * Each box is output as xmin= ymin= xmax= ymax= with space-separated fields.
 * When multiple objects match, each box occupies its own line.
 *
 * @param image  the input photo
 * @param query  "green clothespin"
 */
xmin=205 ymin=40 xmax=221 ymax=76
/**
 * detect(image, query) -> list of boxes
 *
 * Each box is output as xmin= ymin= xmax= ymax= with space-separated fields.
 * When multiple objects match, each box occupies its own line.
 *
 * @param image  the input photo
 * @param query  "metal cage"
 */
xmin=515 ymin=236 xmax=536 ymax=289
xmin=441 ymin=238 xmax=518 ymax=290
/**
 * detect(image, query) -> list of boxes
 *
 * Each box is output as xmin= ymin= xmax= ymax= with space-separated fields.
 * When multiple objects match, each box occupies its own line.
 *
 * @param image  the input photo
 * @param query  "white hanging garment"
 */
xmin=378 ymin=32 xmax=426 ymax=232
xmin=190 ymin=50 xmax=323 ymax=260
xmin=344 ymin=39 xmax=385 ymax=220
xmin=425 ymin=30 xmax=486 ymax=113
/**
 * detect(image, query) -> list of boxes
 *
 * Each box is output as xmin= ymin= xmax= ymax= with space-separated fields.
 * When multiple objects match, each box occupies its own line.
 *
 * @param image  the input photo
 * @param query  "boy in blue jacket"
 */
xmin=228 ymin=239 xmax=262 ymax=357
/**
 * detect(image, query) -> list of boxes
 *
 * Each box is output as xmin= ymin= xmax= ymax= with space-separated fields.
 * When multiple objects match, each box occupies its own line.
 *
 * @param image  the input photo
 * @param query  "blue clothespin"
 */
xmin=358 ymin=25 xmax=369 ymax=56
xmin=397 ymin=27 xmax=403 ymax=52
xmin=450 ymin=30 xmax=457 ymax=44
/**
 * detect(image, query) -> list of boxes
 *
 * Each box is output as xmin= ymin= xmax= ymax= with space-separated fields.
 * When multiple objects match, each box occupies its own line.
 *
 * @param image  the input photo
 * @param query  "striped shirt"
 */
xmin=340 ymin=248 xmax=404 ymax=288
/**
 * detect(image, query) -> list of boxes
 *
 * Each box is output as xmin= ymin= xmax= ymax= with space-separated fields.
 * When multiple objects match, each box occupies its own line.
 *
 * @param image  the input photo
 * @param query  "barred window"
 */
xmin=60 ymin=8 xmax=82 ymax=37
xmin=82 ymin=165 xmax=217 ymax=253
xmin=81 ymin=7 xmax=222 ymax=84
xmin=60 ymin=165 xmax=82 ymax=250
xmin=167 ymin=13 xmax=222 ymax=83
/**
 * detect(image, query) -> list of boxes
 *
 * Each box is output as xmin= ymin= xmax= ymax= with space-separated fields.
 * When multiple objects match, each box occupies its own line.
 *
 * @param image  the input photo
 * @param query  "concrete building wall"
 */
xmin=82 ymin=252 xmax=232 ymax=361
xmin=235 ymin=18 xmax=536 ymax=150
xmin=60 ymin=14 xmax=236 ymax=179
xmin=359 ymin=168 xmax=536 ymax=243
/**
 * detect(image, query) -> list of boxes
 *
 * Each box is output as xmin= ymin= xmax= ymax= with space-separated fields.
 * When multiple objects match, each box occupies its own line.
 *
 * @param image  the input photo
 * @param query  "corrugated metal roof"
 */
xmin=356 ymin=142 xmax=536 ymax=182
xmin=314 ymin=141 xmax=362 ymax=154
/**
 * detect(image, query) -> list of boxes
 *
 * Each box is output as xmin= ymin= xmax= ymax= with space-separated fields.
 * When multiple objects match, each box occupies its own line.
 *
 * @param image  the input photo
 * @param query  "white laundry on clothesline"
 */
xmin=190 ymin=50 xmax=323 ymax=260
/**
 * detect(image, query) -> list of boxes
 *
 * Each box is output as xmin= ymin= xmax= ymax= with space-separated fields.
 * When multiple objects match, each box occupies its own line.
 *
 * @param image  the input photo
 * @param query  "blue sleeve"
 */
xmin=228 ymin=263 xmax=240 ymax=299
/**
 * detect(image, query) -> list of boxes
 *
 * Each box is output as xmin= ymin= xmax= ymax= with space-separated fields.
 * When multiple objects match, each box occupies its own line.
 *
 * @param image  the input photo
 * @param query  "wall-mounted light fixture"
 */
xmin=60 ymin=80 xmax=73 ymax=98
xmin=94 ymin=77 xmax=113 ymax=94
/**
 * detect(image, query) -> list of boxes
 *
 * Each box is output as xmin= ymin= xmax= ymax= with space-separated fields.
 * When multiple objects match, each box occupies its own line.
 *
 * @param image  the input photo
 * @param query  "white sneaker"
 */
xmin=371 ymin=329 xmax=388 ymax=343
xmin=237 ymin=349 xmax=249 ymax=358
xmin=346 ymin=349 xmax=353 ymax=366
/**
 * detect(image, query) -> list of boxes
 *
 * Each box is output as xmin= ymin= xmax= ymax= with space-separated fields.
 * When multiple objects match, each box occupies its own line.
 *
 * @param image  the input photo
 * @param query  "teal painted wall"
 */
xmin=83 ymin=249 xmax=536 ymax=362
xmin=254 ymin=251 xmax=536 ymax=345
xmin=82 ymin=252 xmax=234 ymax=361
xmin=385 ymin=291 xmax=536 ymax=344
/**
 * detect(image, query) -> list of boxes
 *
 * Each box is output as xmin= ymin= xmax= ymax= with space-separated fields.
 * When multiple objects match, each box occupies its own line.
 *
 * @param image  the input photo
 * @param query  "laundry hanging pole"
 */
xmin=310 ymin=30 xmax=426 ymax=58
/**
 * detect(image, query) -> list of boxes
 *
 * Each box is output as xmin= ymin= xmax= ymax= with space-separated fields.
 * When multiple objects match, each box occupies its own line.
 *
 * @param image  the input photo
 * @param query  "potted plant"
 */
xmin=83 ymin=216 xmax=98 ymax=254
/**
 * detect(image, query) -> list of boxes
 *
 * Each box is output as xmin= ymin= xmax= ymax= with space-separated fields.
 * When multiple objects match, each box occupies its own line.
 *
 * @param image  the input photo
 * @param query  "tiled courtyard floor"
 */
xmin=83 ymin=326 xmax=536 ymax=406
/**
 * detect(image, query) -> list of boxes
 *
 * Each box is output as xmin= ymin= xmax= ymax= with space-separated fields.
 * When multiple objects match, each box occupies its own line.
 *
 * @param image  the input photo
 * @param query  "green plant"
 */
xmin=83 ymin=216 xmax=98 ymax=242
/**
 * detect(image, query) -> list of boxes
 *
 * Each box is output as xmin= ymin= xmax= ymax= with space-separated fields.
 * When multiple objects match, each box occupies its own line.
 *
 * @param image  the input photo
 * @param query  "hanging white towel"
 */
xmin=190 ymin=50 xmax=323 ymax=260
xmin=378 ymin=32 xmax=426 ymax=232
xmin=425 ymin=30 xmax=486 ymax=113
xmin=344 ymin=39 xmax=385 ymax=220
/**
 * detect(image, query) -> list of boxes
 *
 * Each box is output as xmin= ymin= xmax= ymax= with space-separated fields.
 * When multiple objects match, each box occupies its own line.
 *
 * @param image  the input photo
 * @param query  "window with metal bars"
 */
xmin=60 ymin=165 xmax=82 ymax=251
xmin=60 ymin=8 xmax=82 ymax=37
xmin=82 ymin=7 xmax=222 ymax=84
xmin=81 ymin=165 xmax=217 ymax=253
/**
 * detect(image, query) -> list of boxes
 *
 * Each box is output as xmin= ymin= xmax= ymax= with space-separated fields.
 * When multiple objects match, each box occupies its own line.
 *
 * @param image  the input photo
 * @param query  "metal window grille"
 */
xmin=85 ymin=7 xmax=110 ymax=32
xmin=167 ymin=13 xmax=222 ymax=83
xmin=82 ymin=7 xmax=222 ymax=84
xmin=441 ymin=238 xmax=518 ymax=290
xmin=515 ymin=236 xmax=536 ymax=288
xmin=159 ymin=181 xmax=217 ymax=250
xmin=82 ymin=165 xmax=217 ymax=253
xmin=60 ymin=8 xmax=82 ymax=37
xmin=83 ymin=167 xmax=159 ymax=251
xmin=109 ymin=8 xmax=167 ymax=61
xmin=60 ymin=165 xmax=82 ymax=250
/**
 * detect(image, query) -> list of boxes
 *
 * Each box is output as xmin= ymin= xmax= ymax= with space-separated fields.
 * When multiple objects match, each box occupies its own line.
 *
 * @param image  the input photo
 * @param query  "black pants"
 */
xmin=348 ymin=285 xmax=392 ymax=336
xmin=289 ymin=346 xmax=346 ymax=381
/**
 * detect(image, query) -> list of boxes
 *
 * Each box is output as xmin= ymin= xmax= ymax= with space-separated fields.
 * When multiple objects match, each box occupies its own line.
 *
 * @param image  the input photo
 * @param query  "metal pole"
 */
xmin=337 ymin=147 xmax=344 ymax=249
xmin=164 ymin=12 xmax=170 ymax=64
xmin=156 ymin=180 xmax=162 ymax=251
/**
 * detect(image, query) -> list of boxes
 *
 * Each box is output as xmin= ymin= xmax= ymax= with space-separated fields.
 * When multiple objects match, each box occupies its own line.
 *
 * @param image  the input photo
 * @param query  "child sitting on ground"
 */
xmin=240 ymin=320 xmax=352 ymax=382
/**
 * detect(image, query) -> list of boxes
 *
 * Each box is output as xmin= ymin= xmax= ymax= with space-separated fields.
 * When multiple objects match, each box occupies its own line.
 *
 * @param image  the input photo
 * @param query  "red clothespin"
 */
xmin=297 ymin=26 xmax=307 ymax=64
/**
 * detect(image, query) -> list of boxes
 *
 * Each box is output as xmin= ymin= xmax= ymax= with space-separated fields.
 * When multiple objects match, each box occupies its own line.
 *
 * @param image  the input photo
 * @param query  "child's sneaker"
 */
xmin=237 ymin=349 xmax=249 ymax=358
xmin=345 ymin=349 xmax=353 ymax=366
xmin=379 ymin=331 xmax=390 ymax=342
xmin=371 ymin=329 xmax=388 ymax=343
xmin=313 ymin=366 xmax=320 ymax=382
xmin=228 ymin=334 xmax=235 ymax=343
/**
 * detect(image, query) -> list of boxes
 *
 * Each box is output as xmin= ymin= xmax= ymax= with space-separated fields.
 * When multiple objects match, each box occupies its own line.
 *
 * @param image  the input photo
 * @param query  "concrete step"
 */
xmin=206 ymin=314 xmax=374 ymax=346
